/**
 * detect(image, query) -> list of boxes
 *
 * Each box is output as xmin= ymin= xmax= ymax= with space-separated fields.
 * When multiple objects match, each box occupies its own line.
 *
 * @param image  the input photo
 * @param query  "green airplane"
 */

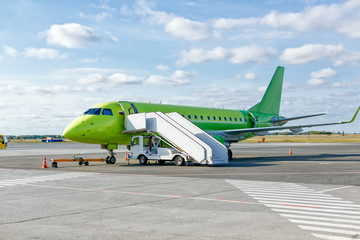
xmin=63 ymin=66 xmax=359 ymax=164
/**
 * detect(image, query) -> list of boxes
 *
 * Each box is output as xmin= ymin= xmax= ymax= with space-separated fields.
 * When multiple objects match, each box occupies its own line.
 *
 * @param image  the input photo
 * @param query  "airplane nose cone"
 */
xmin=63 ymin=122 xmax=77 ymax=141
xmin=63 ymin=117 xmax=85 ymax=141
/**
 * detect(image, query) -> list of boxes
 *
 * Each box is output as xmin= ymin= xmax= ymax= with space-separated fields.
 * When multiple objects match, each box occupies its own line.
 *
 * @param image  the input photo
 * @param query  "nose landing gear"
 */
xmin=106 ymin=149 xmax=116 ymax=164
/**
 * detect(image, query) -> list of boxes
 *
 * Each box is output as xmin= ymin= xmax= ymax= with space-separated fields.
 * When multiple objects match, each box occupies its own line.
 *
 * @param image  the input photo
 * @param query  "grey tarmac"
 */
xmin=0 ymin=142 xmax=359 ymax=239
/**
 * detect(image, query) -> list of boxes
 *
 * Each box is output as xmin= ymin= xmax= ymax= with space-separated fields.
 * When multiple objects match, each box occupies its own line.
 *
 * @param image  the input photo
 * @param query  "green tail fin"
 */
xmin=248 ymin=66 xmax=284 ymax=115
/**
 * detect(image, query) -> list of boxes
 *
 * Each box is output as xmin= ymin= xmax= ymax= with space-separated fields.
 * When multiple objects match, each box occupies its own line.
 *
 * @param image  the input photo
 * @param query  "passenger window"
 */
xmin=200 ymin=116 xmax=203 ymax=120
xmin=213 ymin=116 xmax=216 ymax=120
xmin=234 ymin=117 xmax=237 ymax=121
xmin=194 ymin=115 xmax=198 ymax=120
xmin=207 ymin=116 xmax=210 ymax=120
xmin=229 ymin=117 xmax=232 ymax=121
xmin=102 ymin=108 xmax=113 ymax=116
xmin=240 ymin=118 xmax=242 ymax=121
xmin=219 ymin=117 xmax=222 ymax=121
xmin=224 ymin=117 xmax=227 ymax=121
xmin=188 ymin=115 xmax=191 ymax=119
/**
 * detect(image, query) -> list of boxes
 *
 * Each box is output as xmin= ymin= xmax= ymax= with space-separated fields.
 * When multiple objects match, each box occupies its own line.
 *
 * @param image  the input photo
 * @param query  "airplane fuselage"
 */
xmin=63 ymin=101 xmax=278 ymax=148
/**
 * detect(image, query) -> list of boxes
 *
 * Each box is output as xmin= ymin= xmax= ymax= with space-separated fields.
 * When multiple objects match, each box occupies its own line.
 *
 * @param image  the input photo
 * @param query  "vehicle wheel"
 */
xmin=139 ymin=155 xmax=148 ymax=165
xmin=85 ymin=161 xmax=89 ymax=166
xmin=174 ymin=156 xmax=185 ymax=166
xmin=105 ymin=156 xmax=110 ymax=164
xmin=158 ymin=160 xmax=165 ymax=165
xmin=79 ymin=161 xmax=83 ymax=166
xmin=109 ymin=156 xmax=116 ymax=164
xmin=228 ymin=149 xmax=233 ymax=160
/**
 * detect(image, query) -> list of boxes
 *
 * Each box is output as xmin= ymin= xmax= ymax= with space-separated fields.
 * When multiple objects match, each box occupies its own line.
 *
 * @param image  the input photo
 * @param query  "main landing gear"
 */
xmin=228 ymin=149 xmax=233 ymax=160
xmin=106 ymin=149 xmax=116 ymax=164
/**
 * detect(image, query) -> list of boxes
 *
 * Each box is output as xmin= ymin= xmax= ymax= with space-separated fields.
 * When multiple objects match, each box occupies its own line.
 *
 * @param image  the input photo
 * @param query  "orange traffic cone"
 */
xmin=125 ymin=152 xmax=129 ymax=165
xmin=42 ymin=157 xmax=48 ymax=168
xmin=289 ymin=148 xmax=293 ymax=155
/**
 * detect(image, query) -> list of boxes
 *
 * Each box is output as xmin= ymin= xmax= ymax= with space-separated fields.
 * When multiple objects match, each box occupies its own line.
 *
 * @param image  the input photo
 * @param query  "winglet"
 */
xmin=343 ymin=106 xmax=360 ymax=123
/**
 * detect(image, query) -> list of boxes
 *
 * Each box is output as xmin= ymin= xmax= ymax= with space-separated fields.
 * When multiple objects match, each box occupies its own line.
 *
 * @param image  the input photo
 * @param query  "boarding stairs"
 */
xmin=124 ymin=112 xmax=228 ymax=165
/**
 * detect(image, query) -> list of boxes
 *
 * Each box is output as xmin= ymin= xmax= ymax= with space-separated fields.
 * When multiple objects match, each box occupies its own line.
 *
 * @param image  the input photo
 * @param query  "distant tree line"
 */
xmin=6 ymin=135 xmax=63 ymax=140
xmin=271 ymin=131 xmax=349 ymax=135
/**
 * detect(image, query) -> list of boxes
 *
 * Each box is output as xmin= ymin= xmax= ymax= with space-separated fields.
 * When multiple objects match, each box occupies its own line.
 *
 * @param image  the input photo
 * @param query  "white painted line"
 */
xmin=312 ymin=233 xmax=355 ymax=240
xmin=0 ymin=172 xmax=99 ymax=188
xmin=248 ymin=194 xmax=351 ymax=203
xmin=260 ymin=200 xmax=360 ymax=210
xmin=272 ymin=208 xmax=360 ymax=219
xmin=239 ymin=187 xmax=317 ymax=193
xmin=247 ymin=192 xmax=342 ymax=200
xmin=254 ymin=197 xmax=360 ymax=208
xmin=243 ymin=189 xmax=334 ymax=197
xmin=289 ymin=219 xmax=360 ymax=229
xmin=280 ymin=214 xmax=360 ymax=224
xmin=265 ymin=204 xmax=360 ymax=215
xmin=298 ymin=225 xmax=360 ymax=235
xmin=318 ymin=186 xmax=353 ymax=193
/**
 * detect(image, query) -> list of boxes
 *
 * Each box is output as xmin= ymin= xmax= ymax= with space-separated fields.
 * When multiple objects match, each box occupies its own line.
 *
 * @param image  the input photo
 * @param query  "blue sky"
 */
xmin=1 ymin=0 xmax=360 ymax=135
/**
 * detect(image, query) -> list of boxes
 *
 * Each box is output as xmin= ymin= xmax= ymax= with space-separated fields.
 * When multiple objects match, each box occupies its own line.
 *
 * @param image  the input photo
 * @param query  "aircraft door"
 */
xmin=119 ymin=101 xmax=138 ymax=129
xmin=249 ymin=112 xmax=258 ymax=128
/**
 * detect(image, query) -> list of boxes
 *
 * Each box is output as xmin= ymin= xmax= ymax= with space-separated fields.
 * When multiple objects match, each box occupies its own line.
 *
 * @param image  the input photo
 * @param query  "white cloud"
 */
xmin=244 ymin=73 xmax=256 ymax=80
xmin=78 ymin=73 xmax=106 ymax=85
xmin=306 ymin=78 xmax=327 ymax=87
xmin=333 ymin=79 xmax=360 ymax=89
xmin=177 ymin=45 xmax=277 ymax=66
xmin=4 ymin=45 xmax=17 ymax=58
xmin=42 ymin=23 xmax=99 ymax=48
xmin=136 ymin=0 xmax=214 ymax=41
xmin=212 ymin=0 xmax=360 ymax=39
xmin=145 ymin=70 xmax=192 ymax=86
xmin=156 ymin=64 xmax=169 ymax=71
xmin=108 ymin=73 xmax=142 ymax=84
xmin=78 ymin=72 xmax=142 ymax=86
xmin=165 ymin=17 xmax=212 ymax=41
xmin=235 ymin=72 xmax=257 ymax=80
xmin=89 ymin=3 xmax=115 ymax=12
xmin=24 ymin=47 xmax=67 ymax=60
xmin=280 ymin=44 xmax=360 ymax=66
xmin=310 ymin=68 xmax=338 ymax=79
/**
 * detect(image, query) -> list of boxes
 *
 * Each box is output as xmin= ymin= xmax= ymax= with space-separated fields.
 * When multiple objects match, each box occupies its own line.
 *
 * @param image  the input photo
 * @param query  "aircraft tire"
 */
xmin=85 ymin=161 xmax=89 ymax=166
xmin=109 ymin=156 xmax=116 ymax=164
xmin=228 ymin=149 xmax=233 ymax=160
xmin=174 ymin=155 xmax=185 ymax=166
xmin=105 ymin=156 xmax=110 ymax=164
xmin=139 ymin=155 xmax=148 ymax=165
xmin=158 ymin=160 xmax=165 ymax=165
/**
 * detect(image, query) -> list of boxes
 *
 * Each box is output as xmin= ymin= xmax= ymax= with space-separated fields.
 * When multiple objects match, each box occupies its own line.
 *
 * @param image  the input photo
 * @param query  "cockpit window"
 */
xmin=102 ymin=108 xmax=113 ymax=116
xmin=83 ymin=108 xmax=102 ymax=115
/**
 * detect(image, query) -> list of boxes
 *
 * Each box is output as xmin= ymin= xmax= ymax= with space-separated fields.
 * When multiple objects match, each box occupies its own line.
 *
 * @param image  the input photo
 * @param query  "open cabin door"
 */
xmin=119 ymin=101 xmax=139 ymax=129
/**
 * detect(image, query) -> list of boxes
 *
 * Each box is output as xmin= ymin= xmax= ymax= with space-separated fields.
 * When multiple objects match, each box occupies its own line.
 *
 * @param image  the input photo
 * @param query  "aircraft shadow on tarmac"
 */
xmin=116 ymin=153 xmax=360 ymax=168
xmin=227 ymin=153 xmax=360 ymax=167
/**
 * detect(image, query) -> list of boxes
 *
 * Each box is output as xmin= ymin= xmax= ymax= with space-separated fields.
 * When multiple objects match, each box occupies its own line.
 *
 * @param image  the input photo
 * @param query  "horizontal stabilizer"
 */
xmin=271 ymin=113 xmax=326 ymax=125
